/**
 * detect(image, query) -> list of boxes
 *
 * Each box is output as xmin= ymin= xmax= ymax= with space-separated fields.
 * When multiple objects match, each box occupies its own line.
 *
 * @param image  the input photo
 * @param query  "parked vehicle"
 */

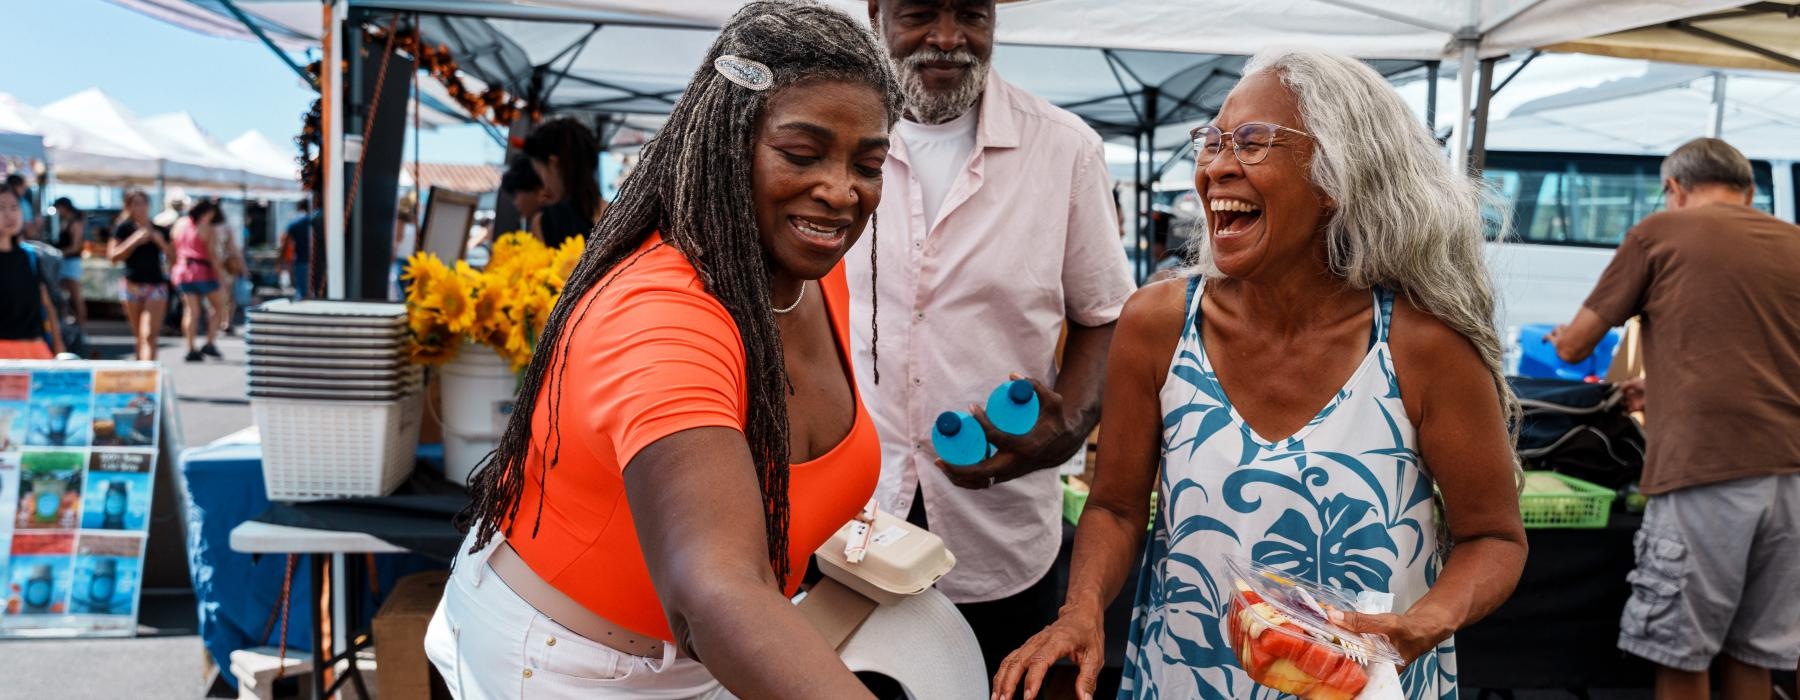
xmin=1483 ymin=150 xmax=1797 ymax=332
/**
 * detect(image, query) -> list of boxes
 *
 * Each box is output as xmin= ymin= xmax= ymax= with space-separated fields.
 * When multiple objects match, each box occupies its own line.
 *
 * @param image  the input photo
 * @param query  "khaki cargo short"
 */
xmin=1618 ymin=472 xmax=1800 ymax=671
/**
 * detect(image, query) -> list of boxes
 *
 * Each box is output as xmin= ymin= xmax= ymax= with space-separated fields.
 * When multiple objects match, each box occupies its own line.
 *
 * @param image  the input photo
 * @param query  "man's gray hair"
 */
xmin=1186 ymin=47 xmax=1520 ymax=460
xmin=1662 ymin=137 xmax=1754 ymax=192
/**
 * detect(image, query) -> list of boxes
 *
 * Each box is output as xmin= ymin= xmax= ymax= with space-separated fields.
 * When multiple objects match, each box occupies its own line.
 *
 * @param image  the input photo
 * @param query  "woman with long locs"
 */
xmin=424 ymin=2 xmax=903 ymax=697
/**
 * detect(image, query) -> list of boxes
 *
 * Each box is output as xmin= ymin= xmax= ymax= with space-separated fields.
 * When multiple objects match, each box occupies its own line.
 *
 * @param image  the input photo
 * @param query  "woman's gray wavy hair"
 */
xmin=1188 ymin=48 xmax=1522 ymax=455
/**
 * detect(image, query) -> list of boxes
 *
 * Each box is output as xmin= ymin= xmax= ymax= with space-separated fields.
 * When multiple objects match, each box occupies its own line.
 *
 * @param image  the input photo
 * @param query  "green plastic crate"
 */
xmin=1063 ymin=478 xmax=1157 ymax=531
xmin=1519 ymin=471 xmax=1614 ymax=529
xmin=1063 ymin=478 xmax=1089 ymax=525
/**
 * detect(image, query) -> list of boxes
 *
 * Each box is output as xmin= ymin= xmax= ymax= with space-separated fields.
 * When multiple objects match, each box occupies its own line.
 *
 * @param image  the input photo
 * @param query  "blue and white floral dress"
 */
xmin=1120 ymin=278 xmax=1455 ymax=700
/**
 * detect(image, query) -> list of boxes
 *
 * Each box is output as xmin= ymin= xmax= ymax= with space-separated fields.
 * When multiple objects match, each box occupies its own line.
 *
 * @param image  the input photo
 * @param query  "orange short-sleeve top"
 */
xmin=504 ymin=233 xmax=880 ymax=642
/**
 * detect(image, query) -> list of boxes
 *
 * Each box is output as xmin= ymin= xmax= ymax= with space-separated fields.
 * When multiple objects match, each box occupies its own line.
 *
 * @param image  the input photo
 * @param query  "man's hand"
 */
xmin=1542 ymin=323 xmax=1568 ymax=347
xmin=1617 ymin=377 xmax=1645 ymax=413
xmin=936 ymin=375 xmax=1088 ymax=490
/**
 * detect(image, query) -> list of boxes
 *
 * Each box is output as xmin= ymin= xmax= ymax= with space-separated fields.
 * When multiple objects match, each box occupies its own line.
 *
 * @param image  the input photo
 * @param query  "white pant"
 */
xmin=425 ymin=532 xmax=732 ymax=699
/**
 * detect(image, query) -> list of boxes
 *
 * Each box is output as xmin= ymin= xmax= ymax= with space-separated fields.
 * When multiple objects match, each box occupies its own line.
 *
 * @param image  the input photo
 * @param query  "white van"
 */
xmin=1483 ymin=150 xmax=1798 ymax=332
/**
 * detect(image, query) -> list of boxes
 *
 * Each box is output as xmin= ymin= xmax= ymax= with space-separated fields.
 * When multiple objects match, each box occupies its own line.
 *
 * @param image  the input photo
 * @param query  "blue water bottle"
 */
xmin=932 ymin=411 xmax=994 ymax=466
xmin=986 ymin=379 xmax=1041 ymax=436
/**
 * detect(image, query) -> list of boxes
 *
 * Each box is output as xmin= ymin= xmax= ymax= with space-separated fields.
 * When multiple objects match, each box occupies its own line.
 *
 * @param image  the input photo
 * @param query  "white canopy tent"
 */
xmin=228 ymin=130 xmax=301 ymax=181
xmin=142 ymin=111 xmax=277 ymax=188
xmin=515 ymin=0 xmax=1745 ymax=169
xmin=34 ymin=89 xmax=165 ymax=185
xmin=0 ymin=94 xmax=36 ymax=136
xmin=1483 ymin=61 xmax=1800 ymax=160
xmin=12 ymin=88 xmax=302 ymax=194
xmin=0 ymin=94 xmax=47 ymax=176
xmin=114 ymin=0 xmax=1764 ymax=292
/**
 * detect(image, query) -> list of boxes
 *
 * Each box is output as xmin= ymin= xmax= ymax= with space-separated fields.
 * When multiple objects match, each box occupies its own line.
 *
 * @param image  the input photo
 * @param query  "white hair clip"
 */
xmin=714 ymin=55 xmax=774 ymax=91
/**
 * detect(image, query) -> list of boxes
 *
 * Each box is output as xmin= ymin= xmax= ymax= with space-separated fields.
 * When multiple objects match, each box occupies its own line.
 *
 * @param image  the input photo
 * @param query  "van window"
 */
xmin=1483 ymin=151 xmax=1775 ymax=247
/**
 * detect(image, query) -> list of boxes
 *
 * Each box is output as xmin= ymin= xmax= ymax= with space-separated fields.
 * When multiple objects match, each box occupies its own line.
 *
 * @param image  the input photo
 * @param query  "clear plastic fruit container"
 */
xmin=1224 ymin=557 xmax=1401 ymax=700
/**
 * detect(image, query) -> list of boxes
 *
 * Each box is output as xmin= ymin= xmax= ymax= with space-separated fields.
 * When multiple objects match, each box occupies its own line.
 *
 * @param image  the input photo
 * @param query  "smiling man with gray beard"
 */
xmin=848 ymin=0 xmax=1135 ymax=679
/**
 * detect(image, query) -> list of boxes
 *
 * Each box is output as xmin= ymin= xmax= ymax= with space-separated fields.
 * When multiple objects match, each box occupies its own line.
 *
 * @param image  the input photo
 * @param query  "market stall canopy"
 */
xmin=524 ymin=0 xmax=1744 ymax=60
xmin=23 ymin=88 xmax=301 ymax=189
xmin=142 ymin=111 xmax=279 ymax=188
xmin=35 ymin=89 xmax=165 ymax=184
xmin=0 ymin=94 xmax=47 ymax=169
xmin=109 ymin=0 xmax=1432 ymax=152
xmin=228 ymin=130 xmax=300 ymax=180
xmin=1544 ymin=2 xmax=1800 ymax=73
xmin=1486 ymin=61 xmax=1800 ymax=159
xmin=0 ymin=94 xmax=37 ymax=136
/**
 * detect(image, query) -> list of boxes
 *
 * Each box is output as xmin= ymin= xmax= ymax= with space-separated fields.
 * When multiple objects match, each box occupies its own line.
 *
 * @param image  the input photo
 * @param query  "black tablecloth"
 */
xmin=251 ymin=470 xmax=469 ymax=562
xmin=1458 ymin=513 xmax=1651 ymax=689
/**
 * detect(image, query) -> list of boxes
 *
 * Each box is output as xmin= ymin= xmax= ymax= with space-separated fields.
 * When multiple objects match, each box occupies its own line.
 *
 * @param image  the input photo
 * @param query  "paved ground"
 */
xmin=2 ymin=315 xmax=251 ymax=699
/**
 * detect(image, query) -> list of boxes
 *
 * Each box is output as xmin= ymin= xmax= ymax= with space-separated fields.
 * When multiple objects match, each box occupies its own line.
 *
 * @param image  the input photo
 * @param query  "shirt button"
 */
xmin=912 ymin=378 xmax=922 ymax=386
xmin=523 ymin=669 xmax=534 ymax=679
xmin=914 ymin=241 xmax=923 ymax=250
xmin=546 ymin=637 xmax=557 ymax=647
xmin=914 ymin=312 xmax=924 ymax=321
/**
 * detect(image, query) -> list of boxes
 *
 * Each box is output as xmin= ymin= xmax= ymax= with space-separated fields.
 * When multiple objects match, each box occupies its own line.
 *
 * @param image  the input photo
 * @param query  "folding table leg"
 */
xmin=311 ymin=553 xmax=328 ymax=700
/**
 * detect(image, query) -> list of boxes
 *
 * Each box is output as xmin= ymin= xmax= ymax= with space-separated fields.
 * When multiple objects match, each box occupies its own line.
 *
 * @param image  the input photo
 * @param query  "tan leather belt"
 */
xmin=487 ymin=541 xmax=677 ymax=660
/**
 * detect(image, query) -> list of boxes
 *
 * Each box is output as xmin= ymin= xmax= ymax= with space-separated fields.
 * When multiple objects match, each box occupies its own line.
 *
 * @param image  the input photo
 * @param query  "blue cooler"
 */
xmin=1514 ymin=323 xmax=1621 ymax=381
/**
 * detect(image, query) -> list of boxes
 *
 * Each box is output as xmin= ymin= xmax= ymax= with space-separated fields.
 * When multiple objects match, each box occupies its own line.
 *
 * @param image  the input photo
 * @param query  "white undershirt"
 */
xmin=894 ymin=107 xmax=978 ymax=229
xmin=395 ymin=222 xmax=417 ymax=260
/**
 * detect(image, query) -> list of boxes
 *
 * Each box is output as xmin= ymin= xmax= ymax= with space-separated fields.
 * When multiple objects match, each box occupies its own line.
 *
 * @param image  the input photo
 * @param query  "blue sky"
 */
xmin=7 ymin=0 xmax=501 ymax=164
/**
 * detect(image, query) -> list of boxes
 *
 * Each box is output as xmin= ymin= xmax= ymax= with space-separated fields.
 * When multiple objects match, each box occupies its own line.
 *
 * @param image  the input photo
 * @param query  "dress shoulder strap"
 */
xmin=1372 ymin=286 xmax=1396 ymax=346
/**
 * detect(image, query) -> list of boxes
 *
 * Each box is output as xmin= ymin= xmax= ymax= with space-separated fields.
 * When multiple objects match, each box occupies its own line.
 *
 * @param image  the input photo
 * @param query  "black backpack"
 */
xmin=1509 ymin=377 xmax=1646 ymax=489
xmin=20 ymin=240 xmax=88 ymax=358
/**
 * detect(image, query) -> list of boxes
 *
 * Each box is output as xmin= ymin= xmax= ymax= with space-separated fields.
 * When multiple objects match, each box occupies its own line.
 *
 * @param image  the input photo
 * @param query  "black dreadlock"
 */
xmin=459 ymin=0 xmax=902 ymax=590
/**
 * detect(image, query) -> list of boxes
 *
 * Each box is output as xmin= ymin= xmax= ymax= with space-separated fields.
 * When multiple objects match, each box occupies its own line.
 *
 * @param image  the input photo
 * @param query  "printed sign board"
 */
xmin=0 ymin=361 xmax=162 ymax=638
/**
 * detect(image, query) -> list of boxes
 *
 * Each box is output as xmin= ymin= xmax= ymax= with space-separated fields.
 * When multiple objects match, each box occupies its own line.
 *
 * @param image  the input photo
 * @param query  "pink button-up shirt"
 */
xmin=846 ymin=72 xmax=1135 ymax=603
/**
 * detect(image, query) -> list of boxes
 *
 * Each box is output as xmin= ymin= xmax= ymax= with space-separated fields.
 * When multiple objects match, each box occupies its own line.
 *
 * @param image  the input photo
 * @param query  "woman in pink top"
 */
xmin=169 ymin=198 xmax=227 ymax=362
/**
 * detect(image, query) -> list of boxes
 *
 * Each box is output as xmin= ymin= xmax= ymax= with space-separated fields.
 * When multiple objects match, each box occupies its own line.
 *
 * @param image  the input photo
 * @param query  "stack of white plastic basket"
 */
xmin=247 ymin=299 xmax=423 ymax=501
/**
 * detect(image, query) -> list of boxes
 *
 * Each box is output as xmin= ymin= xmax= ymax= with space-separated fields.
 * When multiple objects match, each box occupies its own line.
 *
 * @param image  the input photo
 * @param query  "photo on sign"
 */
xmin=0 ymin=371 xmax=27 ymax=452
xmin=0 ymin=452 xmax=16 ymax=526
xmin=15 ymin=451 xmax=84 ymax=531
xmin=79 ymin=452 xmax=153 ymax=532
xmin=90 ymin=370 xmax=158 ymax=448
xmin=27 ymin=370 xmax=93 ymax=448
xmin=5 ymin=532 xmax=75 ymax=617
xmin=70 ymin=535 xmax=141 ymax=617
xmin=0 ymin=454 xmax=15 ymax=586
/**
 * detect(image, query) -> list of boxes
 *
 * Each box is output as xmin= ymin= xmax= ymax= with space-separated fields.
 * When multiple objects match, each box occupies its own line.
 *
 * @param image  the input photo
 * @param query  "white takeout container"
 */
xmin=815 ymin=509 xmax=955 ymax=606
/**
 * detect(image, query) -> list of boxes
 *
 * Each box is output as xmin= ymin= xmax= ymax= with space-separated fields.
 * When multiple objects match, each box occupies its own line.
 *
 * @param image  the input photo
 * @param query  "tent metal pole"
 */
xmin=220 ymin=0 xmax=312 ymax=86
xmin=538 ymin=25 xmax=601 ymax=107
xmin=1491 ymin=50 xmax=1540 ymax=97
xmin=1471 ymin=57 xmax=1496 ymax=174
xmin=1452 ymin=44 xmax=1475 ymax=174
xmin=1425 ymin=61 xmax=1440 ymax=132
xmin=1709 ymin=72 xmax=1728 ymax=138
xmin=1134 ymin=129 xmax=1146 ymax=284
xmin=1451 ymin=0 xmax=1479 ymax=173
xmin=1142 ymin=87 xmax=1158 ymax=281
xmin=324 ymin=0 xmax=347 ymax=299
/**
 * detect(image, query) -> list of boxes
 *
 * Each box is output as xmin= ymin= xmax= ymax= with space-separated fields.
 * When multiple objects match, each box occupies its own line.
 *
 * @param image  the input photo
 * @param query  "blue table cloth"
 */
xmin=179 ymin=442 xmax=446 ymax=687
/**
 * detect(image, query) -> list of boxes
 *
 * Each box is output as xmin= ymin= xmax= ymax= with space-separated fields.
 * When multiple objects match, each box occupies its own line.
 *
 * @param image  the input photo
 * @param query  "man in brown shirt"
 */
xmin=1550 ymin=137 xmax=1800 ymax=700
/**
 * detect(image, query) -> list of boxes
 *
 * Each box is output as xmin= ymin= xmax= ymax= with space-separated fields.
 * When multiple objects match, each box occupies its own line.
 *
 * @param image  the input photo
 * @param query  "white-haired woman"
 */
xmin=995 ymin=50 xmax=1527 ymax=700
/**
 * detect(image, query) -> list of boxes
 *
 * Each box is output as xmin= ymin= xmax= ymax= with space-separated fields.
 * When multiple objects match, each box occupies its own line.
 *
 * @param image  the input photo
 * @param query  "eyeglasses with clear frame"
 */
xmin=1190 ymin=122 xmax=1315 ymax=166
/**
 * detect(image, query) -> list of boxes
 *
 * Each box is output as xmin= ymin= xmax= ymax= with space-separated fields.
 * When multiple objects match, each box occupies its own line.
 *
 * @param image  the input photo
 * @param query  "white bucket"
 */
xmin=439 ymin=345 xmax=516 ymax=486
